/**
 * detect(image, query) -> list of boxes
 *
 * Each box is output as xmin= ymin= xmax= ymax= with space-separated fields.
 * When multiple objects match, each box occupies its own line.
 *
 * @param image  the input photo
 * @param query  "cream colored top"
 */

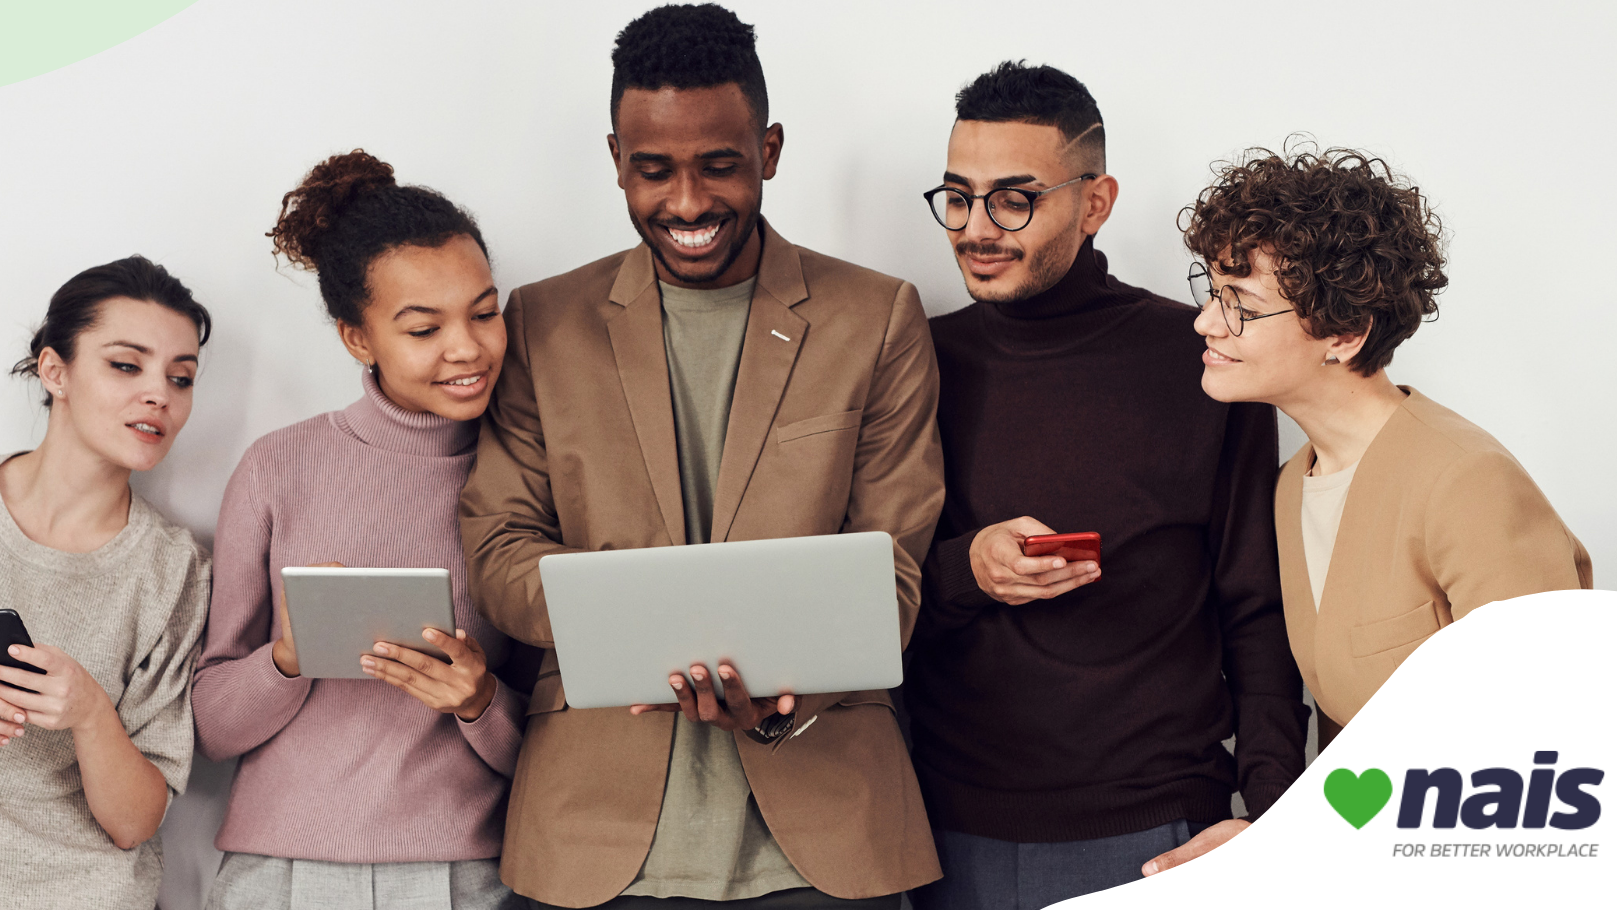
xmin=0 ymin=481 xmax=210 ymax=910
xmin=1300 ymin=460 xmax=1359 ymax=610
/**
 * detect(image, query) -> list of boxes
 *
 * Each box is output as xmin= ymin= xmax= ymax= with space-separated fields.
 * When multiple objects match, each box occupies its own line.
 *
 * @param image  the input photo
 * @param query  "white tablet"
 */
xmin=280 ymin=567 xmax=457 ymax=679
xmin=538 ymin=531 xmax=903 ymax=709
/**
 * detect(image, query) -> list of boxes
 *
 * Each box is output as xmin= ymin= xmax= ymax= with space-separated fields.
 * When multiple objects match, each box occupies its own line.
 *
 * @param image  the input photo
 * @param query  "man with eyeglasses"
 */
xmin=904 ymin=62 xmax=1308 ymax=908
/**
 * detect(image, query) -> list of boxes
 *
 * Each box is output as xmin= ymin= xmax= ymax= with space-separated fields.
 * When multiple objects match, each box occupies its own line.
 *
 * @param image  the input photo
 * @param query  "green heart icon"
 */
xmin=1324 ymin=768 xmax=1393 ymax=829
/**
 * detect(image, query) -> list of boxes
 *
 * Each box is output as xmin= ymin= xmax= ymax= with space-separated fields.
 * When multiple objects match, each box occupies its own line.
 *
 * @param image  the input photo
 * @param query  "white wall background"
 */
xmin=0 ymin=2 xmax=1611 ymax=908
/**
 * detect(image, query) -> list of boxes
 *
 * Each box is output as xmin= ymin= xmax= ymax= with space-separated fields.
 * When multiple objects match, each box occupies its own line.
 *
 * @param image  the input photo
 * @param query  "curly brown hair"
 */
xmin=1181 ymin=145 xmax=1447 ymax=376
xmin=268 ymin=149 xmax=486 ymax=325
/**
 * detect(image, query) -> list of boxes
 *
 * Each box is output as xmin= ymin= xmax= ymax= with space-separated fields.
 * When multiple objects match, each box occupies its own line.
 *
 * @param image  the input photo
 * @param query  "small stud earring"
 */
xmin=1322 ymin=354 xmax=1340 ymax=366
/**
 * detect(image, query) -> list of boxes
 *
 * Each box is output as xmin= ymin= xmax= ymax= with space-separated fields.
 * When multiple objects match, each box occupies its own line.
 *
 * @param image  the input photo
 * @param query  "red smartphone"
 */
xmin=1020 ymin=532 xmax=1101 ymax=566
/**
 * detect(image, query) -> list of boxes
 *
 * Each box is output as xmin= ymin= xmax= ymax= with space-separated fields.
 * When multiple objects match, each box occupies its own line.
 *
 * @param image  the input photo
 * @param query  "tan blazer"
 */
xmin=1277 ymin=388 xmax=1592 ymax=732
xmin=459 ymin=221 xmax=946 ymax=907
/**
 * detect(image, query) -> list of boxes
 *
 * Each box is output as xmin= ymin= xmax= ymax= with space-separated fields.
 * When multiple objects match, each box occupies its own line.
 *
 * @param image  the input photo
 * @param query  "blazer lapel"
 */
xmin=1275 ymin=445 xmax=1317 ymax=679
xmin=606 ymin=245 xmax=687 ymax=547
xmin=710 ymin=221 xmax=809 ymax=543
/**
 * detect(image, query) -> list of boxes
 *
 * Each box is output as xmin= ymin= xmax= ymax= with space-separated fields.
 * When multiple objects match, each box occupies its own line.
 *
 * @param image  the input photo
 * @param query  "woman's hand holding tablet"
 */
xmin=280 ymin=562 xmax=496 ymax=720
xmin=362 ymin=628 xmax=497 ymax=722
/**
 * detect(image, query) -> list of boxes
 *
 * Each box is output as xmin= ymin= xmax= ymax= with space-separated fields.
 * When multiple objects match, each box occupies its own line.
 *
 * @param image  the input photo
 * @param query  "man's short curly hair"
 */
xmin=610 ymin=4 xmax=767 ymax=132
xmin=1181 ymin=145 xmax=1448 ymax=376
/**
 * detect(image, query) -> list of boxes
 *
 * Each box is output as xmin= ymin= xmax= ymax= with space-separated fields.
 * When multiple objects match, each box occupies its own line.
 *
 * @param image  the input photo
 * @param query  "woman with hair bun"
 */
xmin=1181 ymin=146 xmax=1591 ymax=750
xmin=193 ymin=150 xmax=525 ymax=910
xmin=0 ymin=256 xmax=213 ymax=909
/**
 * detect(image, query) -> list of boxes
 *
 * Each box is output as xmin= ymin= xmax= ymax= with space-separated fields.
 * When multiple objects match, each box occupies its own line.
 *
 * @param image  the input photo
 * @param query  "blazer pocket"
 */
xmin=776 ymin=409 xmax=862 ymax=444
xmin=526 ymin=672 xmax=568 ymax=716
xmin=837 ymin=689 xmax=895 ymax=711
xmin=1349 ymin=600 xmax=1441 ymax=658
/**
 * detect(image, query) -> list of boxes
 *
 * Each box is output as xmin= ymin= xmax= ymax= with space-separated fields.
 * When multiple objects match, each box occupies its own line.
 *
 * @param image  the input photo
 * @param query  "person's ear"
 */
xmin=760 ymin=122 xmax=784 ymax=181
xmin=36 ymin=347 xmax=68 ymax=401
xmin=336 ymin=321 xmax=376 ymax=370
xmin=607 ymin=133 xmax=625 ymax=190
xmin=1325 ymin=318 xmax=1371 ymax=367
xmin=1080 ymin=174 xmax=1119 ymax=236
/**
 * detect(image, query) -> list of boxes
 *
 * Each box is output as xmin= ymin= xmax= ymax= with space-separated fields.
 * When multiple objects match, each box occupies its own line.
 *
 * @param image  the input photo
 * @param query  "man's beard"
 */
xmin=958 ymin=217 xmax=1082 ymax=304
xmin=631 ymin=204 xmax=761 ymax=286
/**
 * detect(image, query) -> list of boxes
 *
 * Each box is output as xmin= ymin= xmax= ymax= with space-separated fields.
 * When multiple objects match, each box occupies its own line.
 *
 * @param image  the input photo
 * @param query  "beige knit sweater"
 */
xmin=0 ymin=487 xmax=211 ymax=910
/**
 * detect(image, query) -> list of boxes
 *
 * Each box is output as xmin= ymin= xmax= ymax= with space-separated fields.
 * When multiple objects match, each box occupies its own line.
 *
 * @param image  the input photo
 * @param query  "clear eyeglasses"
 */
xmin=922 ymin=174 xmax=1098 ymax=232
xmin=1187 ymin=262 xmax=1295 ymax=336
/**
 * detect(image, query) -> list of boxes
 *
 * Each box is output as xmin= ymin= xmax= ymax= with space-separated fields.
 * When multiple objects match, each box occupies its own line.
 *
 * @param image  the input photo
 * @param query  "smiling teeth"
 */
xmin=131 ymin=423 xmax=160 ymax=434
xmin=442 ymin=377 xmax=480 ymax=386
xmin=668 ymin=224 xmax=721 ymax=247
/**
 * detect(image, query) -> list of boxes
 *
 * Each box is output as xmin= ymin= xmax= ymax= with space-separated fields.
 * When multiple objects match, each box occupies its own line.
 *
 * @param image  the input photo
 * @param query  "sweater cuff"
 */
xmin=1240 ymin=783 xmax=1289 ymax=822
xmin=934 ymin=529 xmax=996 ymax=611
xmin=457 ymin=677 xmax=525 ymax=778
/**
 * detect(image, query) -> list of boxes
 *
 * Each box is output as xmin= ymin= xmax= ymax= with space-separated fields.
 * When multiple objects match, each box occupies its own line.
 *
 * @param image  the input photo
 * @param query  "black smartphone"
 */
xmin=0 ymin=609 xmax=45 ymax=691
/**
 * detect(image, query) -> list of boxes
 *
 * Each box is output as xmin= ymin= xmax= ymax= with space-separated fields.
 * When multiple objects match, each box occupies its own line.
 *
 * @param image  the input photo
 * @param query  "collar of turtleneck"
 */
xmin=976 ymin=235 xmax=1147 ymax=353
xmin=330 ymin=368 xmax=480 ymax=458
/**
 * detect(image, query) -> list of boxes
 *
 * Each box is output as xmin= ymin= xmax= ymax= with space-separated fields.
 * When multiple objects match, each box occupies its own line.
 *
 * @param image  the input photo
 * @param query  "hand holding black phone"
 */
xmin=0 ymin=609 xmax=46 ymax=693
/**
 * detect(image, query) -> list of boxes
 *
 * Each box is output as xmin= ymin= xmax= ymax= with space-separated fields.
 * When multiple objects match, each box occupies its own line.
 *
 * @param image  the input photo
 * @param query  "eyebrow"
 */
xmin=940 ymin=171 xmax=1042 ymax=189
xmin=104 ymin=341 xmax=196 ymax=363
xmin=629 ymin=148 xmax=745 ymax=163
xmin=392 ymin=286 xmax=499 ymax=320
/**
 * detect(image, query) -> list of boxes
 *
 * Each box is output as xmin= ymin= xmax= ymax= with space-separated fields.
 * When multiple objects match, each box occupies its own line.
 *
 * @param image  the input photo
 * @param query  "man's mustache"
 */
xmin=650 ymin=212 xmax=730 ymax=230
xmin=955 ymin=241 xmax=1023 ymax=260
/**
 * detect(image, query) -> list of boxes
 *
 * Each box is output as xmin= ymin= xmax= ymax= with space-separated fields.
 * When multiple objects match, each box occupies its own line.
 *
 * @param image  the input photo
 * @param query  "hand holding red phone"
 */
xmin=969 ymin=517 xmax=1101 ymax=606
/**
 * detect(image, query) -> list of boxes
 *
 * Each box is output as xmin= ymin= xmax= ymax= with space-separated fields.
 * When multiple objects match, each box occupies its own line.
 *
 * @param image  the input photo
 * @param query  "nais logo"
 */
xmin=1325 ymin=752 xmax=1603 ymax=860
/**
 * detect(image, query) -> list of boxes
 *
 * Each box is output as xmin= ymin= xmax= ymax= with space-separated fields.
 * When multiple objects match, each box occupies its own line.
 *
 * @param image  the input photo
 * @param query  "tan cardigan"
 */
xmin=1277 ymin=388 xmax=1591 ymax=733
xmin=460 ymin=222 xmax=945 ymax=907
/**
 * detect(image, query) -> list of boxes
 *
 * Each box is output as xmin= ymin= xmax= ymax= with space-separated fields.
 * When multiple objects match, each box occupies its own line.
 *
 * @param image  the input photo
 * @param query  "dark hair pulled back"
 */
xmin=12 ymin=255 xmax=212 ymax=407
xmin=268 ymin=149 xmax=487 ymax=325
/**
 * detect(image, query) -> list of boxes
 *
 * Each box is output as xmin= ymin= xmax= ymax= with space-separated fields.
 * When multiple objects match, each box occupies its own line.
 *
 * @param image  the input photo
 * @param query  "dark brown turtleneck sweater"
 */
xmin=906 ymin=238 xmax=1308 ymax=843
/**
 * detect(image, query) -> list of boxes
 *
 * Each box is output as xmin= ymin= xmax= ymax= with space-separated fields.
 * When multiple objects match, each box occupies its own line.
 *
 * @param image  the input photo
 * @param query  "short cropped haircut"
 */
xmin=610 ymin=4 xmax=768 ymax=132
xmin=1182 ymin=145 xmax=1448 ymax=376
xmin=955 ymin=61 xmax=1105 ymax=170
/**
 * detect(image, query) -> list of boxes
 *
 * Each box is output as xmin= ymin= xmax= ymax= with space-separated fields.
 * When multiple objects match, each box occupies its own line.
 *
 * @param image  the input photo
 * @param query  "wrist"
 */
xmin=456 ymin=672 xmax=497 ymax=722
xmin=70 ymin=689 xmax=121 ymax=740
xmin=271 ymin=639 xmax=299 ymax=678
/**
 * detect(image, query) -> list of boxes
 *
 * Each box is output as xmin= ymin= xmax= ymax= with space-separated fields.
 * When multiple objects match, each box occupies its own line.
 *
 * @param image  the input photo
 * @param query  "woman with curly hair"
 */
xmin=192 ymin=150 xmax=525 ymax=909
xmin=1181 ymin=146 xmax=1591 ymax=748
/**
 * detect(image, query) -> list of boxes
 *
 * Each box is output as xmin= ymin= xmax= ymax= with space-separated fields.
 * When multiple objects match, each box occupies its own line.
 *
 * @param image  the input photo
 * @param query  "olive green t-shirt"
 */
xmin=623 ymin=278 xmax=810 ymax=900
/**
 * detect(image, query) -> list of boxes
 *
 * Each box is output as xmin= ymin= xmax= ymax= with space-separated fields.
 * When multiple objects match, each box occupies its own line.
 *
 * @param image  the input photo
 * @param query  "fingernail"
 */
xmin=7 ymin=646 xmax=17 ymax=656
xmin=692 ymin=670 xmax=705 ymax=681
xmin=13 ymin=714 xmax=22 ymax=723
xmin=1053 ymin=558 xmax=1066 ymax=568
xmin=718 ymin=668 xmax=732 ymax=680
xmin=671 ymin=679 xmax=683 ymax=690
xmin=373 ymin=644 xmax=389 ymax=655
xmin=361 ymin=657 xmax=375 ymax=670
xmin=1143 ymin=862 xmax=1158 ymax=876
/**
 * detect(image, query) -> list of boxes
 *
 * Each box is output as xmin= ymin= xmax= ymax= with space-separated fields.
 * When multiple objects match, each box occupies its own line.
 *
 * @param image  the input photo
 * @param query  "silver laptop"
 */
xmin=538 ymin=531 xmax=902 ymax=709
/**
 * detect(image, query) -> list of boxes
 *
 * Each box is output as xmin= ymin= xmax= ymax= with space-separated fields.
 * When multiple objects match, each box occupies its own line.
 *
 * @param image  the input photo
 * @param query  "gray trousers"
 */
xmin=205 ymin=852 xmax=526 ymax=910
xmin=528 ymin=887 xmax=902 ymax=910
xmin=909 ymin=820 xmax=1212 ymax=910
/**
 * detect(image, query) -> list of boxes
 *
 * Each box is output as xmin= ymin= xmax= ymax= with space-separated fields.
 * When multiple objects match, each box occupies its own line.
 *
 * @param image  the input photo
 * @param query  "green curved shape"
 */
xmin=0 ymin=0 xmax=201 ymax=89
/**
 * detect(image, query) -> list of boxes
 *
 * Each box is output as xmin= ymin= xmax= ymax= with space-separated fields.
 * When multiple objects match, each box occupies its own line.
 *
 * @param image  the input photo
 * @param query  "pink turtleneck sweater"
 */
xmin=193 ymin=372 xmax=526 ymax=863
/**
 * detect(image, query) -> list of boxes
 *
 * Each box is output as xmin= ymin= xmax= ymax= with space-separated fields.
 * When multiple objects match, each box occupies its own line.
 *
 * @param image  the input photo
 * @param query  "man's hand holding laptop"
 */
xmin=630 ymin=662 xmax=795 ymax=733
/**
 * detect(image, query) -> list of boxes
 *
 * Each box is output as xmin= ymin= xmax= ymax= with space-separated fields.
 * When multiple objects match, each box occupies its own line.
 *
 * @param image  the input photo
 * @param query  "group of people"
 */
xmin=0 ymin=4 xmax=1594 ymax=910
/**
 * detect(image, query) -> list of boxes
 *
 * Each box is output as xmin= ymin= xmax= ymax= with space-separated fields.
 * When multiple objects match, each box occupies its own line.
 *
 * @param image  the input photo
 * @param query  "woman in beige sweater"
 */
xmin=1178 ymin=147 xmax=1591 ymax=747
xmin=0 ymin=256 xmax=213 ymax=910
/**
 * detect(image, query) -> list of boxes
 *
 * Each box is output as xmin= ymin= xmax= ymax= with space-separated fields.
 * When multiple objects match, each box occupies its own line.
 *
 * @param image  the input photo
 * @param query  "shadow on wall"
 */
xmin=157 ymin=755 xmax=234 ymax=910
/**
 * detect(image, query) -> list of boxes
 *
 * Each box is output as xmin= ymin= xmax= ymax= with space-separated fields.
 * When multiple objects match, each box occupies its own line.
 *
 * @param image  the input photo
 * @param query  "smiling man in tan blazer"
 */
xmin=458 ymin=6 xmax=943 ymax=910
